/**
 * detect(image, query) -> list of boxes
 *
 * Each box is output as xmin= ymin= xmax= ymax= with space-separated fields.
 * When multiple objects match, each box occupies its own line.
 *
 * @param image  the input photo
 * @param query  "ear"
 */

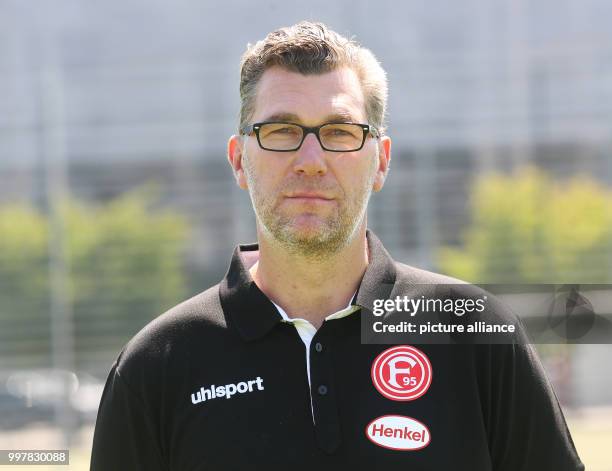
xmin=227 ymin=135 xmax=249 ymax=190
xmin=372 ymin=135 xmax=391 ymax=192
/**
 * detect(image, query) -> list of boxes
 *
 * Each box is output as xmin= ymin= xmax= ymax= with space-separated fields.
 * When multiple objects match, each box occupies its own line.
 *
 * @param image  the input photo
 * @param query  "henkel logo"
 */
xmin=371 ymin=345 xmax=432 ymax=401
xmin=366 ymin=415 xmax=431 ymax=451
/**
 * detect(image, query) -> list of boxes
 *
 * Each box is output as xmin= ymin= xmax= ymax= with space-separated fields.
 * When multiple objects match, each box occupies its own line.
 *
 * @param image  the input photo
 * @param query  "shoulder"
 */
xmin=392 ymin=261 xmax=523 ymax=328
xmin=114 ymin=283 xmax=231 ymax=375
xmin=394 ymin=261 xmax=468 ymax=285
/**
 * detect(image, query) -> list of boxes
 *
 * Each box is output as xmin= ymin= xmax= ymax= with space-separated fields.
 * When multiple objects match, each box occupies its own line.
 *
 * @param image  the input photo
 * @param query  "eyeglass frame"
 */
xmin=239 ymin=121 xmax=380 ymax=152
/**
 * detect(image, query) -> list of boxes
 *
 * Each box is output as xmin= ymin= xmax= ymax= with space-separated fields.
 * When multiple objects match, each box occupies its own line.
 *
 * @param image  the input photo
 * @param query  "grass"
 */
xmin=567 ymin=410 xmax=612 ymax=471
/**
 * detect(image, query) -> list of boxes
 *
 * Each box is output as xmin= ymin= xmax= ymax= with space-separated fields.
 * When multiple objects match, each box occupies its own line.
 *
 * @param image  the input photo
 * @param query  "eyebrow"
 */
xmin=260 ymin=111 xmax=360 ymax=124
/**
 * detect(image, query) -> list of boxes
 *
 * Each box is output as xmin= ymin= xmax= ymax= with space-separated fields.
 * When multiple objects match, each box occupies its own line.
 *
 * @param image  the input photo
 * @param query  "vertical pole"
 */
xmin=414 ymin=147 xmax=438 ymax=270
xmin=40 ymin=37 xmax=77 ymax=447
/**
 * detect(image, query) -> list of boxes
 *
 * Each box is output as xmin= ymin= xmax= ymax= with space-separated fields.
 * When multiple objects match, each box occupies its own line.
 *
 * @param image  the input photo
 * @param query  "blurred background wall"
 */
xmin=0 ymin=0 xmax=611 ymax=468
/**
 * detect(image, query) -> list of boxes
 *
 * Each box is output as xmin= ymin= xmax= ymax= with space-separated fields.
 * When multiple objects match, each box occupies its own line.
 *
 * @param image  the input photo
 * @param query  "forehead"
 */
xmin=252 ymin=66 xmax=367 ymax=124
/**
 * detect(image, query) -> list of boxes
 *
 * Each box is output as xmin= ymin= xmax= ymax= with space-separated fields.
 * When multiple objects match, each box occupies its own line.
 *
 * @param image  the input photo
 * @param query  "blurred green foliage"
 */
xmin=438 ymin=167 xmax=612 ymax=283
xmin=0 ymin=188 xmax=189 ymax=368
xmin=64 ymin=188 xmax=188 ymax=316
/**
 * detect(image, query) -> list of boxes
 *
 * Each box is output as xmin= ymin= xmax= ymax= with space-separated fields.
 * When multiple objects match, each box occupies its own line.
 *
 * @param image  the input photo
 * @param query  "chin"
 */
xmin=285 ymin=226 xmax=329 ymax=243
xmin=259 ymin=208 xmax=359 ymax=255
xmin=275 ymin=222 xmax=352 ymax=257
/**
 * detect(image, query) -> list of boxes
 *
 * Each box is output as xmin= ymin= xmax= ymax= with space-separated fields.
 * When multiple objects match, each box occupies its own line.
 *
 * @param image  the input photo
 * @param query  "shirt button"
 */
xmin=317 ymin=385 xmax=328 ymax=396
xmin=314 ymin=342 xmax=323 ymax=353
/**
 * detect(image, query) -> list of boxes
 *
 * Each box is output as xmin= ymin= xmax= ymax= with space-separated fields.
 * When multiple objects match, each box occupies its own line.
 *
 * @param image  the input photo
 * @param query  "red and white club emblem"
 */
xmin=371 ymin=346 xmax=432 ymax=401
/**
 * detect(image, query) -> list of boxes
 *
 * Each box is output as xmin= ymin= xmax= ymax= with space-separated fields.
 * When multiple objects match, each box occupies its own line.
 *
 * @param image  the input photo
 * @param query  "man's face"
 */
xmin=229 ymin=66 xmax=390 ymax=257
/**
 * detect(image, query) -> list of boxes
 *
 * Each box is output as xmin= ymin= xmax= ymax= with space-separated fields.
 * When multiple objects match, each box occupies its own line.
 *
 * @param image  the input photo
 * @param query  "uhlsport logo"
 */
xmin=366 ymin=415 xmax=431 ymax=451
xmin=371 ymin=345 xmax=432 ymax=401
xmin=191 ymin=377 xmax=264 ymax=404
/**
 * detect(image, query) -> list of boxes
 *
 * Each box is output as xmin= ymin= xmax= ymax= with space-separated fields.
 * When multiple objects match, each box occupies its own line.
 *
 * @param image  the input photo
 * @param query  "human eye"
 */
xmin=272 ymin=127 xmax=295 ymax=134
xmin=322 ymin=124 xmax=360 ymax=139
xmin=262 ymin=123 xmax=299 ymax=137
xmin=330 ymin=128 xmax=351 ymax=136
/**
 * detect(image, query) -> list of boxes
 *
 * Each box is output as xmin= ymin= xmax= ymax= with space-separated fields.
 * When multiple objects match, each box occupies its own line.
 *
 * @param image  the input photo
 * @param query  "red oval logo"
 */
xmin=366 ymin=415 xmax=431 ymax=451
xmin=371 ymin=345 xmax=432 ymax=401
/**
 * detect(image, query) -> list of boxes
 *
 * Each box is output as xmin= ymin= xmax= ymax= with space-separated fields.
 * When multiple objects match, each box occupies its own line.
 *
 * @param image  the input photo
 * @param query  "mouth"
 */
xmin=285 ymin=192 xmax=335 ymax=201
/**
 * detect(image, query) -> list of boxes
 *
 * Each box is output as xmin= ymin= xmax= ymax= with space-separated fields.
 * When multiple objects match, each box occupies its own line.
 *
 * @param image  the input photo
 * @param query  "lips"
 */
xmin=286 ymin=192 xmax=334 ymax=200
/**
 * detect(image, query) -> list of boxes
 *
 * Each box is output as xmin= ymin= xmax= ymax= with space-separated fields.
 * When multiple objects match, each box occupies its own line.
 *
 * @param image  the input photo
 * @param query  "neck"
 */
xmin=249 ymin=225 xmax=369 ymax=329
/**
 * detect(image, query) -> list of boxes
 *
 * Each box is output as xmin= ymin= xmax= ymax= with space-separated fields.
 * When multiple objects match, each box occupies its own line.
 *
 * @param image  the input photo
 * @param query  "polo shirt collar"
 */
xmin=219 ymin=229 xmax=397 ymax=342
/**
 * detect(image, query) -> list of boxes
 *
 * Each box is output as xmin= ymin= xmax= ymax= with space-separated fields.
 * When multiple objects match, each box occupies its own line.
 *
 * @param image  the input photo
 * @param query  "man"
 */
xmin=91 ymin=22 xmax=584 ymax=470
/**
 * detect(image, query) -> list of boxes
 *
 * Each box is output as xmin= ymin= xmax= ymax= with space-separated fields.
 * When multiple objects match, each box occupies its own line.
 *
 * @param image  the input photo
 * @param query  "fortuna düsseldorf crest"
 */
xmin=371 ymin=345 xmax=432 ymax=401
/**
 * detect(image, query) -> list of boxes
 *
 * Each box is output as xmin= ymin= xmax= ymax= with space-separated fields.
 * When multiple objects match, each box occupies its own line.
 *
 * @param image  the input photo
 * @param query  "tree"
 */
xmin=438 ymin=167 xmax=612 ymax=283
xmin=0 ymin=188 xmax=189 ymax=370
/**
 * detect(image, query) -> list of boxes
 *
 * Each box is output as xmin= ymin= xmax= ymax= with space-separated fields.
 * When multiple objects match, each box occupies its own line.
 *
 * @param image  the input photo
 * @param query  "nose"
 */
xmin=293 ymin=133 xmax=327 ymax=176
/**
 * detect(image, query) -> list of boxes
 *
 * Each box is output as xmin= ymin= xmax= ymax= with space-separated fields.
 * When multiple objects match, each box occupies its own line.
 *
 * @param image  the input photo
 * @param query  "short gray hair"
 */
xmin=239 ymin=21 xmax=388 ymax=134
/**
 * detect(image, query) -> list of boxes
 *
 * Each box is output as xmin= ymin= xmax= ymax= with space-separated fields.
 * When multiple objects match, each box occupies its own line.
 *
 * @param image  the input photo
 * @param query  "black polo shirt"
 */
xmin=90 ymin=231 xmax=584 ymax=471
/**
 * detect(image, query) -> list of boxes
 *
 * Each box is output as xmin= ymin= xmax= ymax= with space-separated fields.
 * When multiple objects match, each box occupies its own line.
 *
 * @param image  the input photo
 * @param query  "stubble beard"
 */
xmin=242 ymin=146 xmax=376 ymax=260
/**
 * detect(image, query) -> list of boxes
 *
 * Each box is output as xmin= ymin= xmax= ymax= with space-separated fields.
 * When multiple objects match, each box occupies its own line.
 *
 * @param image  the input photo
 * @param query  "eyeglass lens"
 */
xmin=258 ymin=123 xmax=365 ymax=151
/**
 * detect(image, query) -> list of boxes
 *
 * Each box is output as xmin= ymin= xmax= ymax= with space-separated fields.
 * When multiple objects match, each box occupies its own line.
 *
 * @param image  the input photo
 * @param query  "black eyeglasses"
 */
xmin=240 ymin=122 xmax=379 ymax=152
